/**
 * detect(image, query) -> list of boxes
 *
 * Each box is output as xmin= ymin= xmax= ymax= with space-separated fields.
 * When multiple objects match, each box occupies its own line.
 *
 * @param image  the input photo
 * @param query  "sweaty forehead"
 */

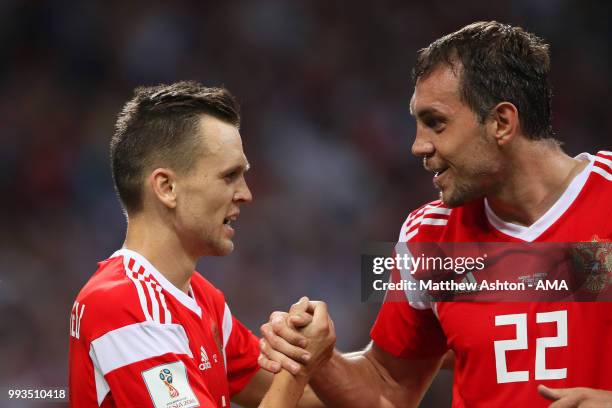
xmin=410 ymin=66 xmax=462 ymax=116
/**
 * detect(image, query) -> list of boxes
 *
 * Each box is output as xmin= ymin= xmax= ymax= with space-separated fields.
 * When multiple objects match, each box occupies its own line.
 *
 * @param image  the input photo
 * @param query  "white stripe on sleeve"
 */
xmin=93 ymin=359 xmax=110 ymax=406
xmin=222 ymin=303 xmax=233 ymax=350
xmin=593 ymin=165 xmax=612 ymax=181
xmin=596 ymin=155 xmax=612 ymax=168
xmin=221 ymin=303 xmax=233 ymax=371
xmin=424 ymin=207 xmax=452 ymax=215
xmin=123 ymin=259 xmax=152 ymax=321
xmin=420 ymin=218 xmax=448 ymax=226
xmin=144 ymin=280 xmax=160 ymax=322
xmin=89 ymin=321 xmax=192 ymax=376
xmin=156 ymin=285 xmax=172 ymax=324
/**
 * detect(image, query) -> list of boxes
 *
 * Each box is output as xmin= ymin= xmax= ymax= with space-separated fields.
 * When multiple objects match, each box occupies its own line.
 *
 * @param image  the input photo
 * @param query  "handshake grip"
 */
xmin=259 ymin=297 xmax=336 ymax=379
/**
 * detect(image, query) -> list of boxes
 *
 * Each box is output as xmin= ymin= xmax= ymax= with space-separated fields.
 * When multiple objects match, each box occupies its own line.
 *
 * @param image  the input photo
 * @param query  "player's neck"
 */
xmin=486 ymin=142 xmax=587 ymax=227
xmin=123 ymin=215 xmax=196 ymax=295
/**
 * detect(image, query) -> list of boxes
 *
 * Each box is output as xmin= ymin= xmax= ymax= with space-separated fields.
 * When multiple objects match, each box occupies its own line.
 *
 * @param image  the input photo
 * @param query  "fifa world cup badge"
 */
xmin=142 ymin=361 xmax=199 ymax=408
xmin=159 ymin=368 xmax=179 ymax=398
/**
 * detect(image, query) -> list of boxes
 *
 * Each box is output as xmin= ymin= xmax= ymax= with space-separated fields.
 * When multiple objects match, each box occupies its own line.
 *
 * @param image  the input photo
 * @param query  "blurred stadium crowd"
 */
xmin=0 ymin=0 xmax=608 ymax=406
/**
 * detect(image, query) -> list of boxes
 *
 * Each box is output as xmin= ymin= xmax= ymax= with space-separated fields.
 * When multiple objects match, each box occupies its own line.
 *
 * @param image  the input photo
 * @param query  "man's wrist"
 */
xmin=307 ymin=352 xmax=337 ymax=387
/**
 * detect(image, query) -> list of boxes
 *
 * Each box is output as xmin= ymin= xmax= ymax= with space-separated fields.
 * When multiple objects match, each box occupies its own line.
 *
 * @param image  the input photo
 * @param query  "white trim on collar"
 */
xmin=484 ymin=153 xmax=595 ymax=242
xmin=111 ymin=248 xmax=202 ymax=318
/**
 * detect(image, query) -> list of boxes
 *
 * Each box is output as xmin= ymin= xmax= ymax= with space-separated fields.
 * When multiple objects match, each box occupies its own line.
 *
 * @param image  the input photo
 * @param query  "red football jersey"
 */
xmin=69 ymin=248 xmax=260 ymax=408
xmin=371 ymin=151 xmax=612 ymax=407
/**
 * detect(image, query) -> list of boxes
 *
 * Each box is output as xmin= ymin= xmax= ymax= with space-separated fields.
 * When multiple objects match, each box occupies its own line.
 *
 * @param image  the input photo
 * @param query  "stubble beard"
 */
xmin=440 ymin=176 xmax=487 ymax=207
xmin=440 ymin=126 xmax=503 ymax=207
xmin=439 ymin=157 xmax=501 ymax=208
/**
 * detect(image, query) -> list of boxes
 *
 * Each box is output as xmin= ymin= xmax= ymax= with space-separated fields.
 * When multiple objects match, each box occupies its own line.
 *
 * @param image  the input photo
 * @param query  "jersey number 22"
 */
xmin=494 ymin=310 xmax=567 ymax=384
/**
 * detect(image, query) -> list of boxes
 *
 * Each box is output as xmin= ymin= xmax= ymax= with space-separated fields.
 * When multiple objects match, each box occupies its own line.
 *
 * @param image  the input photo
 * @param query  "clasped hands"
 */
xmin=258 ymin=297 xmax=336 ymax=381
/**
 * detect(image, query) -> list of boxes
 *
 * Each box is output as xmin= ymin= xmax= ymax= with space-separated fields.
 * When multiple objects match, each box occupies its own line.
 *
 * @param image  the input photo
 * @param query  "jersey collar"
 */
xmin=484 ymin=152 xmax=594 ymax=242
xmin=111 ymin=248 xmax=202 ymax=318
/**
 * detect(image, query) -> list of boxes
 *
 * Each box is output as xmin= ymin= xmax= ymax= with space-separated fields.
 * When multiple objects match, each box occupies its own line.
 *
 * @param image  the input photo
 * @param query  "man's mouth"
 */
xmin=433 ymin=167 xmax=449 ymax=178
xmin=223 ymin=213 xmax=239 ymax=227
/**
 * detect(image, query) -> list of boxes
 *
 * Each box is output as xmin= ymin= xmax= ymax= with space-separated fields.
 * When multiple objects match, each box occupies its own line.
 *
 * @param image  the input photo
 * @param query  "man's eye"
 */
xmin=425 ymin=118 xmax=445 ymax=131
xmin=224 ymin=171 xmax=238 ymax=180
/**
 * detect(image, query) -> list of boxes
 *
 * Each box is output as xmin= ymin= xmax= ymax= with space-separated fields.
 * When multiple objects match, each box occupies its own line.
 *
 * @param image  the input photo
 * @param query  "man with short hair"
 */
xmin=259 ymin=21 xmax=612 ymax=407
xmin=68 ymin=81 xmax=331 ymax=407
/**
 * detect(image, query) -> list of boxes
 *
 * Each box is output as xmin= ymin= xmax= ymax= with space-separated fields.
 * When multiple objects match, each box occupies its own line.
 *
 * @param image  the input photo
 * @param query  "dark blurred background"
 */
xmin=0 ymin=0 xmax=609 ymax=406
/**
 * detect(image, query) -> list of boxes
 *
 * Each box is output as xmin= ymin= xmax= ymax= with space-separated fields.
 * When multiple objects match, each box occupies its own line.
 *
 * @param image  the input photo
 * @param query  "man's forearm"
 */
xmin=233 ymin=368 xmax=324 ymax=408
xmin=297 ymin=385 xmax=325 ymax=408
xmin=308 ymin=350 xmax=416 ymax=408
xmin=258 ymin=370 xmax=308 ymax=408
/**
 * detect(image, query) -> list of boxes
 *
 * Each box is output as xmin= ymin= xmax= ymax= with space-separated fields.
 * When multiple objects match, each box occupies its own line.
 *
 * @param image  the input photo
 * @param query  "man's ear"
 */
xmin=149 ymin=168 xmax=177 ymax=209
xmin=489 ymin=102 xmax=519 ymax=146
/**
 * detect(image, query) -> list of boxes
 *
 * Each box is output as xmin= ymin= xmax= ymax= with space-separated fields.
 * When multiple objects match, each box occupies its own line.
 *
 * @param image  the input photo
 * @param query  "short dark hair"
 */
xmin=414 ymin=21 xmax=553 ymax=139
xmin=110 ymin=81 xmax=241 ymax=213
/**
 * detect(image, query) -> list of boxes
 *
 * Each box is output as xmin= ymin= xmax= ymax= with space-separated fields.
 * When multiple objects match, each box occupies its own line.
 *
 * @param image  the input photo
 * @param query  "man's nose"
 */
xmin=234 ymin=179 xmax=253 ymax=204
xmin=411 ymin=127 xmax=435 ymax=158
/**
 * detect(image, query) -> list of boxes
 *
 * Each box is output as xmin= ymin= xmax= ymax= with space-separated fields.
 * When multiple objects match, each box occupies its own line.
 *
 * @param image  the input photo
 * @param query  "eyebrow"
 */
xmin=231 ymin=162 xmax=251 ymax=173
xmin=411 ymin=107 xmax=448 ymax=119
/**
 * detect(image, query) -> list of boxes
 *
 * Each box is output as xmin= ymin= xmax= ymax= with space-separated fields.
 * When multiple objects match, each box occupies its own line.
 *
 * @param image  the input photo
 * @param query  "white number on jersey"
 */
xmin=494 ymin=310 xmax=567 ymax=384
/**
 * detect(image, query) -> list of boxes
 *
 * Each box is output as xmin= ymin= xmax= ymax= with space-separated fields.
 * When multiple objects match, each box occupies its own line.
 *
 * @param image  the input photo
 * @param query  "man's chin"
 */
xmin=218 ymin=242 xmax=234 ymax=256
xmin=440 ymin=188 xmax=482 ymax=208
xmin=204 ymin=241 xmax=234 ymax=257
xmin=440 ymin=194 xmax=460 ymax=208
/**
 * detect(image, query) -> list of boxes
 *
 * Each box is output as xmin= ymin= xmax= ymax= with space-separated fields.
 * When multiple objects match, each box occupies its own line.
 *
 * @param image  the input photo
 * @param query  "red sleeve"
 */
xmin=370 ymin=208 xmax=449 ymax=359
xmin=224 ymin=316 xmax=261 ymax=396
xmin=370 ymin=300 xmax=448 ymax=359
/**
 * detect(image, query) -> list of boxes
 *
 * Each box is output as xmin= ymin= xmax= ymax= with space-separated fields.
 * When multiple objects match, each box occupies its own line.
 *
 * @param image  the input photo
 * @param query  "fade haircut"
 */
xmin=414 ymin=21 xmax=553 ymax=139
xmin=111 ymin=81 xmax=241 ymax=213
